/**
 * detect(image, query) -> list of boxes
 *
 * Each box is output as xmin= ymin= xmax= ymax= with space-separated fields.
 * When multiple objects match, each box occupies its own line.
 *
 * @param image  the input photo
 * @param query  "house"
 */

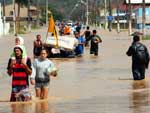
xmin=124 ymin=0 xmax=150 ymax=29
xmin=3 ymin=4 xmax=39 ymax=21
xmin=134 ymin=7 xmax=150 ymax=29
xmin=0 ymin=3 xmax=10 ymax=36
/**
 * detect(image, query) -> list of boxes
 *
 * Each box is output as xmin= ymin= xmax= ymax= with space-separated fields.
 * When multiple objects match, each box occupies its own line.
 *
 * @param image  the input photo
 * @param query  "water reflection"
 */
xmin=131 ymin=80 xmax=149 ymax=113
xmin=35 ymin=101 xmax=49 ymax=113
xmin=10 ymin=100 xmax=54 ymax=113
xmin=11 ymin=103 xmax=32 ymax=113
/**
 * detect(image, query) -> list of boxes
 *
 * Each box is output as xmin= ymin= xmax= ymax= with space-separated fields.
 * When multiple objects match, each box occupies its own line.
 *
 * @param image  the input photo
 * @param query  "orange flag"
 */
xmin=47 ymin=15 xmax=58 ymax=47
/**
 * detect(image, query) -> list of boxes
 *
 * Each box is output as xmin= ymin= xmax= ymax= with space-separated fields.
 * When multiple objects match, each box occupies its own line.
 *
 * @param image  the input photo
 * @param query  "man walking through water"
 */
xmin=126 ymin=35 xmax=150 ymax=80
xmin=88 ymin=30 xmax=102 ymax=56
xmin=7 ymin=45 xmax=32 ymax=101
xmin=74 ymin=31 xmax=85 ymax=57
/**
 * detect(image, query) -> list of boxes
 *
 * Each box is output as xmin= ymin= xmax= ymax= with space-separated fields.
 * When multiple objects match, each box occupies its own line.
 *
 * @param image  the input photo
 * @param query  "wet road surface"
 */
xmin=0 ymin=28 xmax=150 ymax=113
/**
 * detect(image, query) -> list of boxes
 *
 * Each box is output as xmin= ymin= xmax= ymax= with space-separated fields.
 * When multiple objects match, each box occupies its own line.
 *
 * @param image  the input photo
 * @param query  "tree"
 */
xmin=40 ymin=5 xmax=64 ymax=24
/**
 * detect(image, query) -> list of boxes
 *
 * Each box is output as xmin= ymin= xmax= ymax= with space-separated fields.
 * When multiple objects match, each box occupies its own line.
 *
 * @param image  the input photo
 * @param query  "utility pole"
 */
xmin=13 ymin=0 xmax=16 ymax=35
xmin=117 ymin=0 xmax=120 ymax=33
xmin=28 ymin=0 xmax=31 ymax=32
xmin=104 ymin=0 xmax=107 ymax=30
xmin=3 ymin=0 xmax=6 ymax=35
xmin=128 ymin=0 xmax=132 ymax=35
xmin=142 ymin=0 xmax=146 ymax=38
xmin=108 ymin=0 xmax=111 ymax=15
xmin=108 ymin=0 xmax=112 ymax=31
xmin=36 ymin=0 xmax=40 ymax=27
xmin=80 ymin=0 xmax=89 ymax=25
xmin=95 ymin=0 xmax=99 ymax=27
xmin=86 ymin=0 xmax=89 ymax=26
xmin=46 ymin=0 xmax=48 ymax=26
xmin=68 ymin=3 xmax=79 ymax=21
xmin=94 ymin=0 xmax=96 ymax=26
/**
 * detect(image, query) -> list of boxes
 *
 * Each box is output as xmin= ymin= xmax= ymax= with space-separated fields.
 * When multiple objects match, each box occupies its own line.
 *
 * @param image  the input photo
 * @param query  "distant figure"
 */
xmin=7 ymin=45 xmax=32 ymax=102
xmin=88 ymin=30 xmax=102 ymax=56
xmin=30 ymin=48 xmax=57 ymax=99
xmin=64 ymin=25 xmax=71 ymax=35
xmin=75 ymin=22 xmax=81 ymax=33
xmin=74 ymin=31 xmax=85 ymax=57
xmin=126 ymin=35 xmax=150 ymax=80
xmin=84 ymin=26 xmax=91 ymax=47
xmin=33 ymin=34 xmax=43 ymax=58
xmin=107 ymin=15 xmax=113 ymax=31
xmin=58 ymin=23 xmax=65 ymax=35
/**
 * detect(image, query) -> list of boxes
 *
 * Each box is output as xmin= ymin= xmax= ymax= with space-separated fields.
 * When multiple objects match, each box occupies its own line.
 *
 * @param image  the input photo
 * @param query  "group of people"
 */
xmin=7 ymin=36 xmax=57 ymax=102
xmin=74 ymin=26 xmax=150 ymax=81
xmin=45 ymin=25 xmax=103 ymax=58
xmin=58 ymin=22 xmax=103 ymax=57
xmin=6 ymin=25 xmax=148 ymax=102
xmin=74 ymin=26 xmax=102 ymax=57
xmin=6 ymin=25 xmax=103 ymax=102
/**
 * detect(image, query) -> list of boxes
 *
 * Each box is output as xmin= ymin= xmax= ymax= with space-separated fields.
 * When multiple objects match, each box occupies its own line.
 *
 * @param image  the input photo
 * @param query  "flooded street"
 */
xmin=0 ymin=27 xmax=150 ymax=113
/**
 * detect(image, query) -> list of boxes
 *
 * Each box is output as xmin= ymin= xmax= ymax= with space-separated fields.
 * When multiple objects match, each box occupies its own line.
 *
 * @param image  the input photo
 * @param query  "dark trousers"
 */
xmin=132 ymin=64 xmax=145 ymax=80
xmin=90 ymin=44 xmax=98 ymax=56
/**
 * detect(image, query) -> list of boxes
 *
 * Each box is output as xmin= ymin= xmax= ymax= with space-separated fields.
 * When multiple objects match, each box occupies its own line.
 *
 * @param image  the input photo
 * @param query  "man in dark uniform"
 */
xmin=126 ymin=35 xmax=150 ymax=80
xmin=88 ymin=30 xmax=102 ymax=56
xmin=84 ymin=26 xmax=91 ymax=47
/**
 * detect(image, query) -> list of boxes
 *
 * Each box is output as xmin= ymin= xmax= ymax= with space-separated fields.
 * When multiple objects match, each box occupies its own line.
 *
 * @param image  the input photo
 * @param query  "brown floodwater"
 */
xmin=0 ymin=29 xmax=150 ymax=113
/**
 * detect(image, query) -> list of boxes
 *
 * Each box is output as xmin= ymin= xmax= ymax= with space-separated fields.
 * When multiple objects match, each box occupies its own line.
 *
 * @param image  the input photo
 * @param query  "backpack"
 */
xmin=135 ymin=44 xmax=147 ymax=64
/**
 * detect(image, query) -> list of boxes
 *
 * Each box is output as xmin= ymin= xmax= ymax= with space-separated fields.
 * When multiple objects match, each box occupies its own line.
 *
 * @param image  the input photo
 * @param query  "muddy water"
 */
xmin=0 ymin=29 xmax=150 ymax=113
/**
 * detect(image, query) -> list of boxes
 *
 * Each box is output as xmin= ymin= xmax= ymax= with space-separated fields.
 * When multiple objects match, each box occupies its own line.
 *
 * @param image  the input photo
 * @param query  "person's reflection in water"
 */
xmin=35 ymin=100 xmax=50 ymax=113
xmin=11 ymin=101 xmax=54 ymax=113
xmin=131 ymin=80 xmax=149 ymax=113
xmin=11 ymin=103 xmax=32 ymax=113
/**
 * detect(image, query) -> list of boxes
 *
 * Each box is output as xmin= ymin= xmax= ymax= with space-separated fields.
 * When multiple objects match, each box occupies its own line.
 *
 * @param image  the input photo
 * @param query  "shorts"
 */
xmin=10 ymin=86 xmax=31 ymax=102
xmin=33 ymin=47 xmax=42 ymax=56
xmin=35 ymin=82 xmax=49 ymax=89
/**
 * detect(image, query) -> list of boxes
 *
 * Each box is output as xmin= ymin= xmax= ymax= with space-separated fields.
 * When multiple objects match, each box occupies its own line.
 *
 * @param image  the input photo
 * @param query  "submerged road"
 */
xmin=0 ymin=27 xmax=150 ymax=113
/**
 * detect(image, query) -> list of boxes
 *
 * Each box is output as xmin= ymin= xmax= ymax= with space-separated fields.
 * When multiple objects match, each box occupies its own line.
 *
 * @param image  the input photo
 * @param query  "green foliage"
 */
xmin=31 ymin=24 xmax=41 ymax=30
xmin=48 ymin=4 xmax=64 ymax=21
xmin=1 ymin=0 xmax=126 ymax=22
xmin=40 ymin=5 xmax=64 ymax=24
xmin=142 ymin=35 xmax=150 ymax=40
